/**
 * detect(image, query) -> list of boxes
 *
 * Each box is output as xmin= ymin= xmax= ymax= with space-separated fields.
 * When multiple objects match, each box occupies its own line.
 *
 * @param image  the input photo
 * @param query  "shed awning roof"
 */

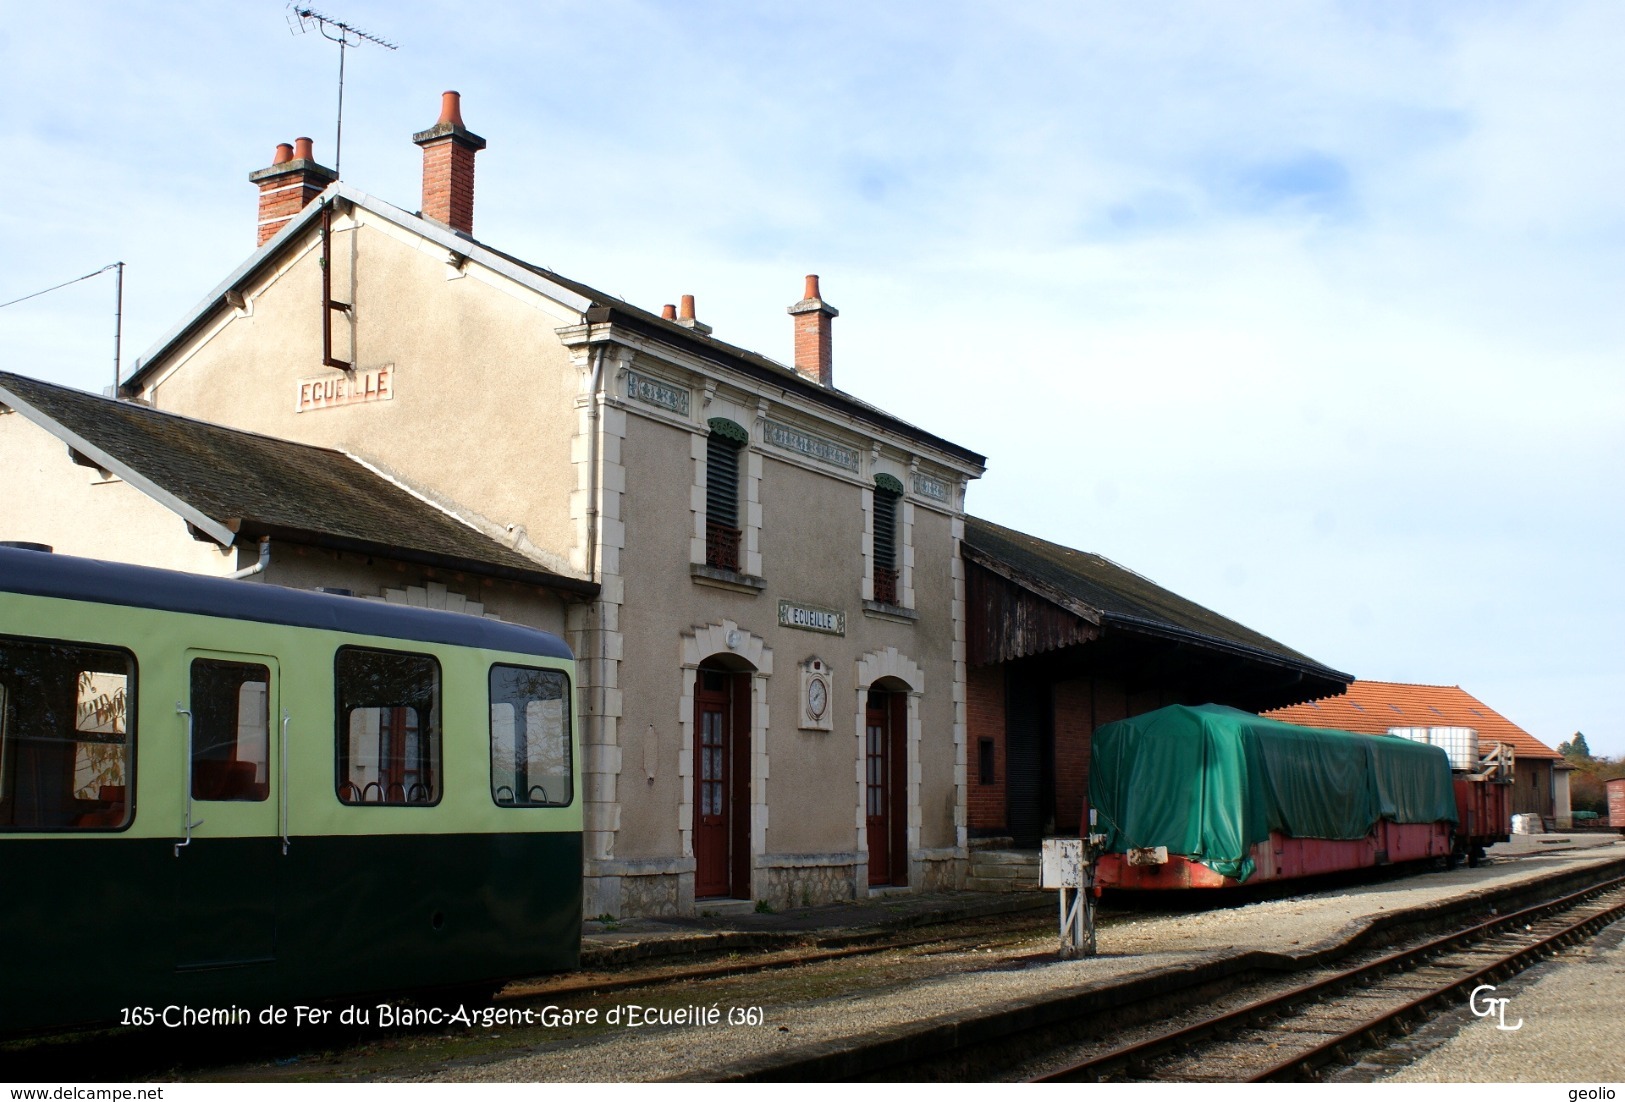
xmin=962 ymin=516 xmax=1351 ymax=700
xmin=0 ymin=370 xmax=597 ymax=595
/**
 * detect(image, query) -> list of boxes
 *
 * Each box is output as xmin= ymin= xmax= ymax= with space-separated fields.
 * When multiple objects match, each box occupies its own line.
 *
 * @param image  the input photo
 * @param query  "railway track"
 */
xmin=502 ymin=906 xmax=1060 ymax=1004
xmin=1032 ymin=874 xmax=1625 ymax=1083
xmin=1 ymin=904 xmax=1059 ymax=1082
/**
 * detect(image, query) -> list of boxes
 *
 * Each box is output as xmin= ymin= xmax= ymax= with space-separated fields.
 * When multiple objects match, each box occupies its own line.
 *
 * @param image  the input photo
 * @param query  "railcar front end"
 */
xmin=0 ymin=547 xmax=582 ymax=1032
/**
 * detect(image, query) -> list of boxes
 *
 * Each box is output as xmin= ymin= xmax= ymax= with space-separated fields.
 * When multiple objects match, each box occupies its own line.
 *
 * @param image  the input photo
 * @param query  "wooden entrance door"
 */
xmin=865 ymin=690 xmax=908 ymax=886
xmin=1005 ymin=670 xmax=1053 ymax=848
xmin=694 ymin=668 xmax=751 ymax=899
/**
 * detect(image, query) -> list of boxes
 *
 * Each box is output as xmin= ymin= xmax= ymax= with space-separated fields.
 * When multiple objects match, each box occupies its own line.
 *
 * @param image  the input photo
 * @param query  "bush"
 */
xmin=1568 ymin=757 xmax=1625 ymax=816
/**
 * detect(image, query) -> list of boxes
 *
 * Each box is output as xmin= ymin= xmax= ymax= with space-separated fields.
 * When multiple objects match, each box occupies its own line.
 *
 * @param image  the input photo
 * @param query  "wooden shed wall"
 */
xmin=966 ymin=561 xmax=1096 ymax=666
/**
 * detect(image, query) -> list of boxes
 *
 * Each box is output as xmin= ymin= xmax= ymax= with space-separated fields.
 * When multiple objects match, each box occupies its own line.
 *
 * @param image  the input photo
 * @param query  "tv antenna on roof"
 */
xmin=286 ymin=3 xmax=398 ymax=178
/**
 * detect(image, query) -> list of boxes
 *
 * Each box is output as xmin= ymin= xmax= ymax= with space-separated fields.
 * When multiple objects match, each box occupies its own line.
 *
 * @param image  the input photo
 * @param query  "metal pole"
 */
xmin=112 ymin=261 xmax=123 ymax=394
xmin=334 ymin=38 xmax=346 ymax=178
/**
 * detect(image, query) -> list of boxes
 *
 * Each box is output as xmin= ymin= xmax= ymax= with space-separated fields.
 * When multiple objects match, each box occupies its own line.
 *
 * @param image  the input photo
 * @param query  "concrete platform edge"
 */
xmin=581 ymin=891 xmax=1054 ymax=968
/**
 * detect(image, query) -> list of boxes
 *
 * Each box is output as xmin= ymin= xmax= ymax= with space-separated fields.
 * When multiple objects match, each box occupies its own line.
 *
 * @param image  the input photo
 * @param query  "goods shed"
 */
xmin=962 ymin=518 xmax=1351 ymax=864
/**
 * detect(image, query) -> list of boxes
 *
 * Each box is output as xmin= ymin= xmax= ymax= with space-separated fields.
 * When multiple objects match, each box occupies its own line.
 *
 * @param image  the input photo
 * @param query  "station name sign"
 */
xmin=295 ymin=366 xmax=394 ymax=413
xmin=779 ymin=600 xmax=845 ymax=636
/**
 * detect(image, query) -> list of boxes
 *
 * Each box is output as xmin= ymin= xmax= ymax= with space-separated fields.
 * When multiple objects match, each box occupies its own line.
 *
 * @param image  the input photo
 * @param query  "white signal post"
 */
xmin=1041 ymin=817 xmax=1105 ymax=959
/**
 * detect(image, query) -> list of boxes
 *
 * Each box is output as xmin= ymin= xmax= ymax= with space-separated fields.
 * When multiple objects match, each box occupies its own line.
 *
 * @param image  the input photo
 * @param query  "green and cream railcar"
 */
xmin=0 ymin=547 xmax=581 ymax=1032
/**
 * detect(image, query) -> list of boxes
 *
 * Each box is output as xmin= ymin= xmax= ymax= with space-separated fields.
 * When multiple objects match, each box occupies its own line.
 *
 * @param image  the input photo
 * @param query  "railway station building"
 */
xmin=2 ymin=93 xmax=985 ymax=918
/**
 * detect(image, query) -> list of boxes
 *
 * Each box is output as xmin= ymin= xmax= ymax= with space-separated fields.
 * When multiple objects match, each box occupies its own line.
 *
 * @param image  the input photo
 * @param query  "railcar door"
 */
xmin=173 ymin=652 xmax=281 ymax=972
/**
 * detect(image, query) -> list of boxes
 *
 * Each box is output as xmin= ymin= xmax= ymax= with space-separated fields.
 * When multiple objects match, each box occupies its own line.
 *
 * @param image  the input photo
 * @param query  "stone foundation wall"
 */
xmin=914 ymin=846 xmax=966 ymax=892
xmin=761 ymin=863 xmax=857 ymax=911
xmin=618 ymin=873 xmax=683 ymax=918
xmin=584 ymin=858 xmax=693 ymax=920
xmin=755 ymin=852 xmax=862 ymax=911
xmin=587 ymin=849 xmax=973 ymax=917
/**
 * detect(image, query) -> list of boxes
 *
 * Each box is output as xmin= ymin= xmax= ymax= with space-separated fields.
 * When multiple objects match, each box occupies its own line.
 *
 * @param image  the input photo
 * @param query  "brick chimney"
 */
xmin=413 ymin=91 xmax=486 ymax=236
xmin=248 ymin=137 xmax=336 ymax=246
xmin=787 ymin=274 xmax=838 ymax=387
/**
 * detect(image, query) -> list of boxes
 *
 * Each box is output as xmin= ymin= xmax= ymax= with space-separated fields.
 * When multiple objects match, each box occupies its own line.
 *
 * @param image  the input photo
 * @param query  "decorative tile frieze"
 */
xmin=625 ymin=369 xmax=690 ymax=416
xmin=763 ymin=419 xmax=859 ymax=472
xmin=912 ymin=472 xmax=948 ymax=502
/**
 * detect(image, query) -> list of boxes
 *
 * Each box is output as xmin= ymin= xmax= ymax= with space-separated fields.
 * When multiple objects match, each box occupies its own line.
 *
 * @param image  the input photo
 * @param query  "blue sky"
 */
xmin=3 ymin=2 xmax=1621 ymax=754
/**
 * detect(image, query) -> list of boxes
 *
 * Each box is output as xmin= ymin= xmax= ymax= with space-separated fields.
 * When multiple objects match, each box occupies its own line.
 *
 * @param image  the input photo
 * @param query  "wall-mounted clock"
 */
xmin=807 ymin=675 xmax=828 ymax=721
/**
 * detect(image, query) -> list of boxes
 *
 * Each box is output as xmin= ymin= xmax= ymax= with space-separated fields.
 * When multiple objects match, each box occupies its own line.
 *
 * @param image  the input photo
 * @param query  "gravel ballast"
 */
xmin=1382 ymin=918 xmax=1625 ymax=1082
xmin=412 ymin=844 xmax=1625 ymax=1083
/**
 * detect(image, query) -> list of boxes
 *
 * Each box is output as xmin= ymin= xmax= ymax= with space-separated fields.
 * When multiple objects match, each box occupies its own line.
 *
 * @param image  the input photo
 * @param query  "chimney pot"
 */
xmin=249 ymin=136 xmax=336 ymax=246
xmin=661 ymin=303 xmax=677 ymax=320
xmin=438 ymin=90 xmax=465 ymax=128
xmin=787 ymin=273 xmax=838 ymax=387
xmin=673 ymin=293 xmax=714 ymax=334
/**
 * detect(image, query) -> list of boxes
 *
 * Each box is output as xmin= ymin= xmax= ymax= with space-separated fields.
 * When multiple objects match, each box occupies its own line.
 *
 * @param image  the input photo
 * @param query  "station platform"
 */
xmin=583 ymin=833 xmax=1622 ymax=967
xmin=581 ymin=885 xmax=1052 ymax=967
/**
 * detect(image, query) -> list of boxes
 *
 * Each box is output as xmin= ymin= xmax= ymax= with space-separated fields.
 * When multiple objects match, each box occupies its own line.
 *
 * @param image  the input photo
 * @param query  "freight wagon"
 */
xmin=1090 ymin=704 xmax=1512 ymax=890
xmin=1608 ymin=778 xmax=1625 ymax=835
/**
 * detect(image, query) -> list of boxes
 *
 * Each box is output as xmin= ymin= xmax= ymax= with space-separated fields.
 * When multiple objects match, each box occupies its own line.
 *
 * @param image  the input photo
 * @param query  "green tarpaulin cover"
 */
xmin=1089 ymin=704 xmax=1457 ymax=882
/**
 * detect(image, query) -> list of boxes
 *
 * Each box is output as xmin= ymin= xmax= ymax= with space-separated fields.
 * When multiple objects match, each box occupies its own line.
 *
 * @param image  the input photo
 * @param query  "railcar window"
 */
xmin=335 ymin=647 xmax=441 ymax=805
xmin=191 ymin=659 xmax=270 ymax=801
xmin=0 ymin=637 xmax=135 ymax=831
xmin=489 ymin=665 xmax=572 ymax=807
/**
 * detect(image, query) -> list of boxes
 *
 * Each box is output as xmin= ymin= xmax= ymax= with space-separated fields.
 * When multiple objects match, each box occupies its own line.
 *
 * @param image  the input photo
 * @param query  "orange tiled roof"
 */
xmin=1264 ymin=681 xmax=1560 ymax=761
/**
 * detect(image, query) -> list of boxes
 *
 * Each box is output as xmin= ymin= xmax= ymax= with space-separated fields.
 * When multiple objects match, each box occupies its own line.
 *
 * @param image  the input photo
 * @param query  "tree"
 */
xmin=1559 ymin=731 xmax=1592 ymax=761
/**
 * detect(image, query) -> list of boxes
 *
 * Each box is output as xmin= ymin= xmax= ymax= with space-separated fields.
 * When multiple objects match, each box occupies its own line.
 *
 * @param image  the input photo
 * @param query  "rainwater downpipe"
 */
xmin=586 ymin=342 xmax=605 ymax=582
xmin=229 ymin=536 xmax=272 ymax=580
xmin=585 ymin=340 xmax=607 ymax=777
